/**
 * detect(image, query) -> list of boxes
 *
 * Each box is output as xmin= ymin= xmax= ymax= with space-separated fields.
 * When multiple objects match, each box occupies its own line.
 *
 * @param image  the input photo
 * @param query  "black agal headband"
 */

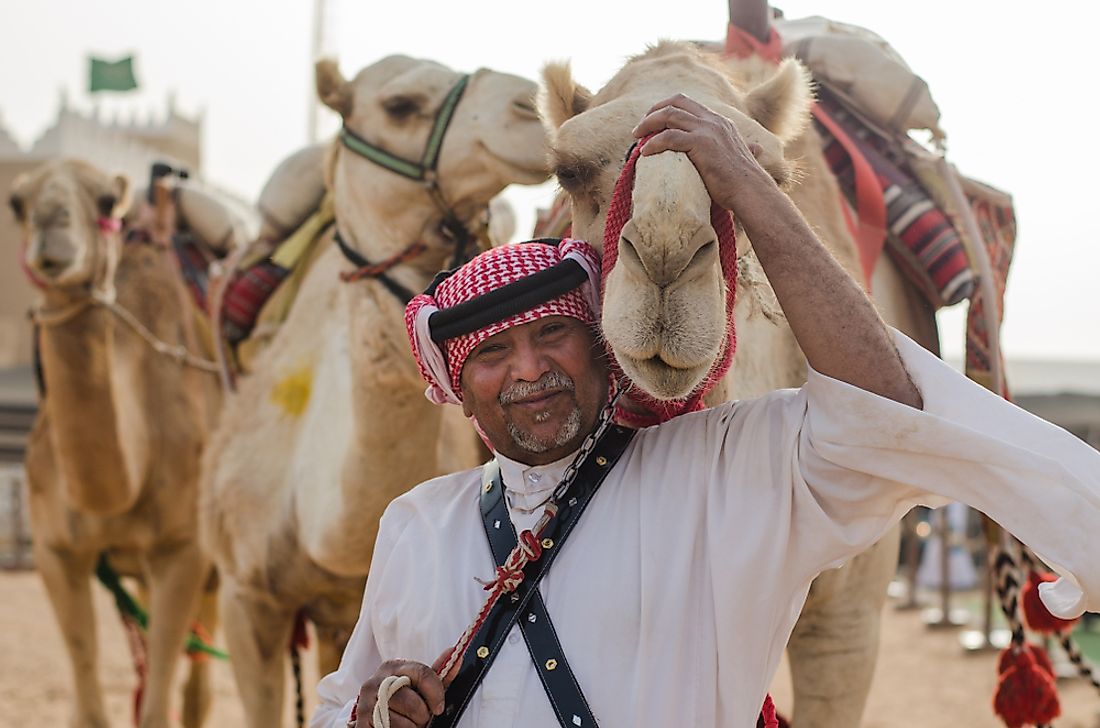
xmin=425 ymin=239 xmax=587 ymax=344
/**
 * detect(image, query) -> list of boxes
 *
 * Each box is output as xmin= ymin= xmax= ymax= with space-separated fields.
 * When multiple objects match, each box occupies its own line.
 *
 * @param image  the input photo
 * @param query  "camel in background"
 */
xmin=199 ymin=55 xmax=549 ymax=726
xmin=11 ymin=159 xmax=223 ymax=728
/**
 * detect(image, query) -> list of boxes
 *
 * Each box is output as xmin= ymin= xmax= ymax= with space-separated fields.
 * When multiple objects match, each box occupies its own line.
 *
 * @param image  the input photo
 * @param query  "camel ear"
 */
xmin=538 ymin=61 xmax=593 ymax=130
xmin=110 ymin=174 xmax=131 ymax=217
xmin=316 ymin=58 xmax=353 ymax=118
xmin=743 ymin=58 xmax=813 ymax=142
xmin=96 ymin=174 xmax=131 ymax=219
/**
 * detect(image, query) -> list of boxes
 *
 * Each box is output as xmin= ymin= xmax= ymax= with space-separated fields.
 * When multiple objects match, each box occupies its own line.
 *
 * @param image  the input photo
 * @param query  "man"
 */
xmin=313 ymin=97 xmax=1100 ymax=728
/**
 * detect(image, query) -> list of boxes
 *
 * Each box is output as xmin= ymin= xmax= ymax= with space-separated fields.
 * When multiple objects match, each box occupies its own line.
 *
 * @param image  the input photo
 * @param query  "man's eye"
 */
xmin=476 ymin=344 xmax=505 ymax=357
xmin=542 ymin=322 xmax=566 ymax=335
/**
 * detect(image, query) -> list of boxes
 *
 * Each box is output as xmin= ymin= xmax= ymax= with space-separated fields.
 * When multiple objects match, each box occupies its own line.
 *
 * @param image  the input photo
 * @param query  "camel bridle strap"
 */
xmin=26 ymin=214 xmax=122 ymax=326
xmin=334 ymin=74 xmax=477 ymax=300
xmin=333 ymin=230 xmax=423 ymax=304
xmin=339 ymin=74 xmax=469 ymax=186
xmin=32 ymin=289 xmax=219 ymax=373
xmin=601 ymin=135 xmax=739 ymax=427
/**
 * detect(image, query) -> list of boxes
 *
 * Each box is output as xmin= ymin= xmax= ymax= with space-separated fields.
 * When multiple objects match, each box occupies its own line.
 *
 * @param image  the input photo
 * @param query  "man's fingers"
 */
xmin=400 ymin=662 xmax=446 ymax=716
xmin=639 ymin=128 xmax=694 ymax=156
xmin=374 ymin=714 xmax=418 ymax=728
xmin=387 ymin=685 xmax=433 ymax=725
xmin=633 ymin=105 xmax=701 ymax=139
xmin=642 ymin=93 xmax=709 ymax=118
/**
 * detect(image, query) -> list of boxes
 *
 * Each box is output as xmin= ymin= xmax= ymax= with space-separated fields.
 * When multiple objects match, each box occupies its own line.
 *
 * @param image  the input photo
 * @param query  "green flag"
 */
xmin=89 ymin=55 xmax=138 ymax=93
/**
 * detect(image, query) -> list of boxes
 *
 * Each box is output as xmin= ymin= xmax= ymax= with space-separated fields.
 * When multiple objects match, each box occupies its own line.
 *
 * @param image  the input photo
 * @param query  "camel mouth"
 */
xmin=616 ymin=352 xmax=709 ymax=401
xmin=482 ymin=142 xmax=551 ymax=186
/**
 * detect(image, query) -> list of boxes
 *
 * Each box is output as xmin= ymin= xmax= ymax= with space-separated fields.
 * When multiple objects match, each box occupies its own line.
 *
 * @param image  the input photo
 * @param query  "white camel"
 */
xmin=199 ymin=55 xmax=550 ymax=727
xmin=539 ymin=42 xmax=938 ymax=726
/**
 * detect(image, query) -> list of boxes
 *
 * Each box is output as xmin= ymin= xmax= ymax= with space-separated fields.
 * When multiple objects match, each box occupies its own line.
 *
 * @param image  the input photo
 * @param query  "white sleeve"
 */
xmin=789 ymin=328 xmax=1100 ymax=618
xmin=310 ymin=507 xmax=402 ymax=728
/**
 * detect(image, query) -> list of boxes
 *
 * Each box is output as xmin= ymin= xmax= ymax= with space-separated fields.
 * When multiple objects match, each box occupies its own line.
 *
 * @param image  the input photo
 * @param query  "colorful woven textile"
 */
xmin=815 ymin=89 xmax=976 ymax=308
xmin=220 ymin=260 xmax=291 ymax=347
xmin=964 ymin=192 xmax=1016 ymax=398
xmin=170 ymin=233 xmax=215 ymax=311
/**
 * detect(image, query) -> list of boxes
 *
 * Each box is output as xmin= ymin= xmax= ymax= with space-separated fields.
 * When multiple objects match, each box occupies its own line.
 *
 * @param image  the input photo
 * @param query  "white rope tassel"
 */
xmin=372 ymin=674 xmax=412 ymax=728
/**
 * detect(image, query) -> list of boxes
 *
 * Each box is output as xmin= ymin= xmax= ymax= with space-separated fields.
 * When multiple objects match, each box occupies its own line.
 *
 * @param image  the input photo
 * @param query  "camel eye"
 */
xmin=382 ymin=95 xmax=423 ymax=120
xmin=8 ymin=195 xmax=24 ymax=222
xmin=555 ymin=166 xmax=579 ymax=187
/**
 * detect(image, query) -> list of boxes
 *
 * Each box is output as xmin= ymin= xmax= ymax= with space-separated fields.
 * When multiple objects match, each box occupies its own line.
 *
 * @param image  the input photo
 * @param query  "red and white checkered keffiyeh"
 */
xmin=405 ymin=239 xmax=601 ymax=405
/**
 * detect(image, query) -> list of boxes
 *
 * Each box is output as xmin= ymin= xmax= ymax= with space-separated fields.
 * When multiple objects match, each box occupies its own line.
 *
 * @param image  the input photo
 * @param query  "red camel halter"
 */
xmin=602 ymin=134 xmax=740 ymax=428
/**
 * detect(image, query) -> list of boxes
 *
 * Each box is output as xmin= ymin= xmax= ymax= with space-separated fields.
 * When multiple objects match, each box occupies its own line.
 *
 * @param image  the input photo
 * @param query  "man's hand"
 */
xmin=632 ymin=93 xmax=922 ymax=409
xmin=632 ymin=93 xmax=772 ymax=215
xmin=355 ymin=660 xmax=445 ymax=728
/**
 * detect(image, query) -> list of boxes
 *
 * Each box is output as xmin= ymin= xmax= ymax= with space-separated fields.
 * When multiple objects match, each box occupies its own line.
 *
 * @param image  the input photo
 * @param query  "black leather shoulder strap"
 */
xmin=432 ymin=425 xmax=635 ymax=727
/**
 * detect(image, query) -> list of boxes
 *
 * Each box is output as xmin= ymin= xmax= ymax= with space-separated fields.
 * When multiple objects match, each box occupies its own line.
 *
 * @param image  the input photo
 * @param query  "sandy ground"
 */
xmin=2 ymin=569 xmax=1098 ymax=727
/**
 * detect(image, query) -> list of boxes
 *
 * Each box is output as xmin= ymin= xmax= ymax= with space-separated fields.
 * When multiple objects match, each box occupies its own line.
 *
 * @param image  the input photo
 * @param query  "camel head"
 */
xmin=316 ymin=55 xmax=550 ymax=275
xmin=540 ymin=42 xmax=812 ymax=399
xmin=9 ymin=159 xmax=130 ymax=291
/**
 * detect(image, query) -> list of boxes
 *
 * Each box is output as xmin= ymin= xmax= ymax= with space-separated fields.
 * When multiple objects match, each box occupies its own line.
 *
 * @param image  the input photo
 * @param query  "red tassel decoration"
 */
xmin=291 ymin=610 xmax=311 ymax=650
xmin=993 ymin=647 xmax=1061 ymax=727
xmin=997 ymin=643 xmax=1055 ymax=679
xmin=1021 ymin=571 xmax=1080 ymax=635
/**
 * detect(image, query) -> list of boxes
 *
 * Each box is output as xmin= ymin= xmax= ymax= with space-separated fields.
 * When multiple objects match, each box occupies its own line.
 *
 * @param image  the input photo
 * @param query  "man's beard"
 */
xmin=500 ymin=372 xmax=583 ymax=454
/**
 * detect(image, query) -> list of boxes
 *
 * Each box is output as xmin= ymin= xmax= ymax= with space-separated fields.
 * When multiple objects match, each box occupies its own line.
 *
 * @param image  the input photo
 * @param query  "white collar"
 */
xmin=493 ymin=449 xmax=579 ymax=513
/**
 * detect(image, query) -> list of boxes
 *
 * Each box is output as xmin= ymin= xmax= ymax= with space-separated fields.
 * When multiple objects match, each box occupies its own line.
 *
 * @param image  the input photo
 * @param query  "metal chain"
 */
xmin=552 ymin=382 xmax=627 ymax=503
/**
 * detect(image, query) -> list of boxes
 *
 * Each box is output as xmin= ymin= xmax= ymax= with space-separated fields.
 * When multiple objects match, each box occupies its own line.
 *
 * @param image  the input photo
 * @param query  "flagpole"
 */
xmin=308 ymin=0 xmax=328 ymax=143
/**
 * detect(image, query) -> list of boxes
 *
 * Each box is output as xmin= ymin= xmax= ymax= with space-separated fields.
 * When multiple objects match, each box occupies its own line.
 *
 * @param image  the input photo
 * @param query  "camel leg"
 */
xmin=139 ymin=539 xmax=208 ymax=728
xmin=35 ymin=544 xmax=108 ymax=728
xmin=181 ymin=570 xmax=220 ymax=728
xmin=220 ymin=576 xmax=295 ymax=728
xmin=314 ymin=623 xmax=351 ymax=678
xmin=786 ymin=530 xmax=900 ymax=728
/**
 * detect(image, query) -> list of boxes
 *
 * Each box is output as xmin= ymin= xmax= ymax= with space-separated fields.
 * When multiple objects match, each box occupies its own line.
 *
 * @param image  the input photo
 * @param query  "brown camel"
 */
xmin=539 ymin=42 xmax=937 ymax=727
xmin=199 ymin=55 xmax=549 ymax=727
xmin=11 ymin=159 xmax=222 ymax=728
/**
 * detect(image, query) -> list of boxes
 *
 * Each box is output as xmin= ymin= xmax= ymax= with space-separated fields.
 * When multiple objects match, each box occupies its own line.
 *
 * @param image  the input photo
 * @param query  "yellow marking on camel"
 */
xmin=270 ymin=365 xmax=313 ymax=417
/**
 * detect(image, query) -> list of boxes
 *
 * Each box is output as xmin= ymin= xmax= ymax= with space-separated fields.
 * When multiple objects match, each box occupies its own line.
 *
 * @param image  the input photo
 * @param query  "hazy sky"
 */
xmin=2 ymin=1 xmax=1097 ymax=360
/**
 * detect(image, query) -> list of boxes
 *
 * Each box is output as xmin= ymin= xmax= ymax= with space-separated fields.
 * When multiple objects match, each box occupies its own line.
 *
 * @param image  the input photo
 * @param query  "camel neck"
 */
xmin=38 ymin=304 xmax=148 ymax=515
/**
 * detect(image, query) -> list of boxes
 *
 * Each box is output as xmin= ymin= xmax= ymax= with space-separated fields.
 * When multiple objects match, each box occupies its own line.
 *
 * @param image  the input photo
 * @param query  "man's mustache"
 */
xmin=499 ymin=371 xmax=575 ymax=405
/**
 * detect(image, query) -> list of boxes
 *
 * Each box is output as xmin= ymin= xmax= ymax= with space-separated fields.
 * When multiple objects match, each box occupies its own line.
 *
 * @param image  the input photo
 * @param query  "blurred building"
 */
xmin=0 ymin=94 xmax=202 ymax=367
xmin=1008 ymin=360 xmax=1100 ymax=449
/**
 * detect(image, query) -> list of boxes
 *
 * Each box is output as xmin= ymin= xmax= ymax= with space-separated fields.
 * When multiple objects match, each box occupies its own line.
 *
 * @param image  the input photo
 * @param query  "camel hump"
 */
xmin=256 ymin=143 xmax=329 ymax=241
xmin=128 ymin=179 xmax=259 ymax=255
xmin=175 ymin=183 xmax=259 ymax=254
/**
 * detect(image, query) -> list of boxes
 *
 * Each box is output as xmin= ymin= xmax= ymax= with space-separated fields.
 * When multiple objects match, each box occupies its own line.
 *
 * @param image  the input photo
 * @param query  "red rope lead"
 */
xmin=601 ymin=133 xmax=738 ymax=427
xmin=439 ymin=525 xmax=548 ymax=681
xmin=339 ymin=241 xmax=427 ymax=283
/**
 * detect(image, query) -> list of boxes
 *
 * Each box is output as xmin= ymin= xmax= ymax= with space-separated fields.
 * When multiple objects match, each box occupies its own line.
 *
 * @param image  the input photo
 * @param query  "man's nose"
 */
xmin=510 ymin=339 xmax=552 ymax=382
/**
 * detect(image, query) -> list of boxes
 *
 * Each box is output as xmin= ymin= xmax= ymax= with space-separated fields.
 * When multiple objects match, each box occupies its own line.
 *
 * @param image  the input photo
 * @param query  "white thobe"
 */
xmin=312 ymin=331 xmax=1100 ymax=728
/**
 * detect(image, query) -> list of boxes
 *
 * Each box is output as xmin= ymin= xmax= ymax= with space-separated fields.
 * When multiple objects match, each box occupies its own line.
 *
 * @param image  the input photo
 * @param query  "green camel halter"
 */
xmin=334 ymin=73 xmax=474 ymax=294
xmin=338 ymin=74 xmax=470 ymax=197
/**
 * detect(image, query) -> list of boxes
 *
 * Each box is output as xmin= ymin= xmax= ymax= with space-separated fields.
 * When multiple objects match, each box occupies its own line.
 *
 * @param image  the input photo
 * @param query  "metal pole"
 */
xmin=308 ymin=0 xmax=329 ymax=143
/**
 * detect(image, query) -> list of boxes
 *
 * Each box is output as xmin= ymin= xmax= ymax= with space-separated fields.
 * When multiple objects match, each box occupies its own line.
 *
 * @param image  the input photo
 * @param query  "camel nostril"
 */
xmin=687 ymin=241 xmax=717 ymax=270
xmin=618 ymin=235 xmax=653 ymax=280
xmin=35 ymin=253 xmax=70 ymax=276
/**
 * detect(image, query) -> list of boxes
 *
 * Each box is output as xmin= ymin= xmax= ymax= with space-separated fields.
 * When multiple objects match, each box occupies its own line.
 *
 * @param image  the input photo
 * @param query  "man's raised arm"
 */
xmin=634 ymin=94 xmax=923 ymax=408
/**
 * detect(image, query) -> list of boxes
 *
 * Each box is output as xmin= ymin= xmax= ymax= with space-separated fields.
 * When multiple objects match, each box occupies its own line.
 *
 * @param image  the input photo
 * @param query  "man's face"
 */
xmin=460 ymin=315 xmax=609 ymax=465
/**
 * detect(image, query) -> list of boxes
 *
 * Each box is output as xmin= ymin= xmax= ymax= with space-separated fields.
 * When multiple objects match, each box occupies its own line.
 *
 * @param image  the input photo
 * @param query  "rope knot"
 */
xmin=517 ymin=530 xmax=543 ymax=561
